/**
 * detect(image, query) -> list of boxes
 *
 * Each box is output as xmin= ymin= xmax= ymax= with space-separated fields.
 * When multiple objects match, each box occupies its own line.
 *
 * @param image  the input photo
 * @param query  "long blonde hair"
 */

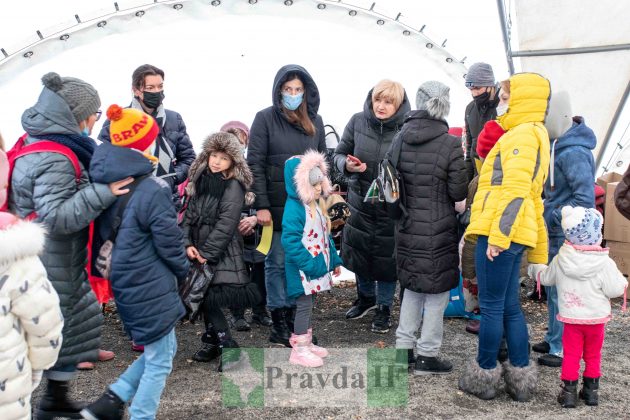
xmin=317 ymin=198 xmax=332 ymax=233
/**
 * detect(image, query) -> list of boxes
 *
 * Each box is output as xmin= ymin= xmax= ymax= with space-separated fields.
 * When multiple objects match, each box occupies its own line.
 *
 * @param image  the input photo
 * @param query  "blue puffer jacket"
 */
xmin=90 ymin=142 xmax=189 ymax=345
xmin=543 ymin=117 xmax=596 ymax=245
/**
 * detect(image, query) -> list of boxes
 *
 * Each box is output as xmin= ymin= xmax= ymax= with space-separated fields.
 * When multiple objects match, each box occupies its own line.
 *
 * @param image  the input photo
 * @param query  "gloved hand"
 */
xmin=527 ymin=264 xmax=547 ymax=280
xmin=32 ymin=370 xmax=43 ymax=391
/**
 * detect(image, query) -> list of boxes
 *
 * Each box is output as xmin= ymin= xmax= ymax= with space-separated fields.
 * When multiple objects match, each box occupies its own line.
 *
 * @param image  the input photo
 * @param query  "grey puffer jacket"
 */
xmin=9 ymin=88 xmax=116 ymax=367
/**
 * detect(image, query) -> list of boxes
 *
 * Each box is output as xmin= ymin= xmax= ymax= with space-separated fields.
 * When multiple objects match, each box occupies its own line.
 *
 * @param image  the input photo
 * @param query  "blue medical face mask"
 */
xmin=282 ymin=92 xmax=303 ymax=111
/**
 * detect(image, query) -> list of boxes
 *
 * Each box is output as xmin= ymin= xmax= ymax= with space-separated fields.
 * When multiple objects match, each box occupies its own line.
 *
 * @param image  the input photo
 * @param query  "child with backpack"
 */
xmin=0 ymin=148 xmax=64 ymax=419
xmin=181 ymin=132 xmax=260 ymax=369
xmin=282 ymin=150 xmax=343 ymax=367
xmin=529 ymin=206 xmax=627 ymax=408
xmin=81 ymin=105 xmax=189 ymax=420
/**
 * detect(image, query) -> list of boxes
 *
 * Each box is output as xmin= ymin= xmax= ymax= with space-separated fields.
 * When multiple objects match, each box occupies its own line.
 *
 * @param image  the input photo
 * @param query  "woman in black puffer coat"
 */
xmin=392 ymin=81 xmax=467 ymax=374
xmin=333 ymin=80 xmax=410 ymax=333
xmin=181 ymin=132 xmax=260 ymax=368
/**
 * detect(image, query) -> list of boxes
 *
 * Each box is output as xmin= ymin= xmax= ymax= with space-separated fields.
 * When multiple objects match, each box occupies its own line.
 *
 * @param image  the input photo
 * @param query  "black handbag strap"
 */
xmin=108 ymin=174 xmax=151 ymax=242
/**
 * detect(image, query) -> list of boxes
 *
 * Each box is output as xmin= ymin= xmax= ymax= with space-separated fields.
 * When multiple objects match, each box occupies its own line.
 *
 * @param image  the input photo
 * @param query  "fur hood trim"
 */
xmin=294 ymin=150 xmax=332 ymax=204
xmin=186 ymin=132 xmax=254 ymax=199
xmin=0 ymin=218 xmax=46 ymax=269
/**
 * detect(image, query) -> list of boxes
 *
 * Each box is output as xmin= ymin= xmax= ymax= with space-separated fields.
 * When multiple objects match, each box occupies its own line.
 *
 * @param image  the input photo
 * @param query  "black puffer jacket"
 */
xmin=247 ymin=64 xmax=327 ymax=230
xmin=182 ymin=133 xmax=260 ymax=308
xmin=395 ymin=110 xmax=467 ymax=294
xmin=464 ymin=98 xmax=497 ymax=181
xmin=333 ymin=89 xmax=410 ymax=282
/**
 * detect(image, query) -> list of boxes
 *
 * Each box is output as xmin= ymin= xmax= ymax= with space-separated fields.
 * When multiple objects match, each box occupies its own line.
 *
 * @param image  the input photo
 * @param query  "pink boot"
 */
xmin=289 ymin=333 xmax=323 ymax=367
xmin=307 ymin=328 xmax=328 ymax=358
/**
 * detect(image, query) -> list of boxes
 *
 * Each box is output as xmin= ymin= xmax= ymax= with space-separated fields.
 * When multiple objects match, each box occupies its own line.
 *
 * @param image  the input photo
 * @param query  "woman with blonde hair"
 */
xmin=334 ymin=79 xmax=410 ymax=333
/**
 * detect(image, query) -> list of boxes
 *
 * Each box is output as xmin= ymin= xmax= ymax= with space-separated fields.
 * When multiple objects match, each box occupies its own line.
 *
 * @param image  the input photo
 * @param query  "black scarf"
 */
xmin=32 ymin=133 xmax=95 ymax=170
xmin=196 ymin=170 xmax=226 ymax=199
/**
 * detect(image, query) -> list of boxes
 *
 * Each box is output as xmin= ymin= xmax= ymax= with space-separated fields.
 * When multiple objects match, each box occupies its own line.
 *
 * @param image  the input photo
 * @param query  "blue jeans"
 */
xmin=110 ymin=328 xmax=177 ymax=420
xmin=476 ymin=236 xmax=529 ymax=369
xmin=357 ymin=276 xmax=396 ymax=307
xmin=265 ymin=231 xmax=295 ymax=310
xmin=545 ymin=235 xmax=564 ymax=355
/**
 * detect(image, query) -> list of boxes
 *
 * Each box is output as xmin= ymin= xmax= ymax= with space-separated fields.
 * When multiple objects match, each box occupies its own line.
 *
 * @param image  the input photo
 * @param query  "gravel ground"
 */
xmin=34 ymin=281 xmax=630 ymax=419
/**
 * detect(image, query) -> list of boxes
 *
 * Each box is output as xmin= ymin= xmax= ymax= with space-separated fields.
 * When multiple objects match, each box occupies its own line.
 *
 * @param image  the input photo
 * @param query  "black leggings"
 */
xmin=294 ymin=294 xmax=315 ymax=335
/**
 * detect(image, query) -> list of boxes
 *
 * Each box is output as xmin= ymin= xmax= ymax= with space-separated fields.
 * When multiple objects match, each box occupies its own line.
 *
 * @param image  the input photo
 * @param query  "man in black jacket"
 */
xmin=99 ymin=64 xmax=196 ymax=204
xmin=463 ymin=62 xmax=499 ymax=182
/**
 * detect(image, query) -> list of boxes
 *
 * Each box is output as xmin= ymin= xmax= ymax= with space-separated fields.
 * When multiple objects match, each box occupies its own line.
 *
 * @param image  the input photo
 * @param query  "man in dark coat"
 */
xmin=247 ymin=64 xmax=327 ymax=346
xmin=333 ymin=80 xmax=410 ymax=333
xmin=463 ymin=62 xmax=499 ymax=182
xmin=98 ymin=64 xmax=196 ymax=206
xmin=392 ymin=81 xmax=467 ymax=375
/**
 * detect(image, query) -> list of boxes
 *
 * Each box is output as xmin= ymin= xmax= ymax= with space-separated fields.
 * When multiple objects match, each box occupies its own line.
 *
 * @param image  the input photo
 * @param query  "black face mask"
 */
xmin=141 ymin=90 xmax=165 ymax=109
xmin=473 ymin=90 xmax=490 ymax=108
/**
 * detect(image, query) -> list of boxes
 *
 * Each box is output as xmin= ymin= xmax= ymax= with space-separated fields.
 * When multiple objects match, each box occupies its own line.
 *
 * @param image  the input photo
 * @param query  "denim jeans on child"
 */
xmin=357 ymin=276 xmax=396 ymax=306
xmin=545 ymin=235 xmax=565 ymax=356
xmin=561 ymin=323 xmax=605 ymax=381
xmin=396 ymin=289 xmax=450 ymax=357
xmin=110 ymin=328 xmax=177 ymax=420
xmin=265 ymin=231 xmax=295 ymax=310
xmin=475 ymin=235 xmax=529 ymax=369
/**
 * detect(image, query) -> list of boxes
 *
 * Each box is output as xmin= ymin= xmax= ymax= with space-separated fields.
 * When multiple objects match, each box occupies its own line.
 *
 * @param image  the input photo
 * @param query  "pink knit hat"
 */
xmin=220 ymin=121 xmax=250 ymax=139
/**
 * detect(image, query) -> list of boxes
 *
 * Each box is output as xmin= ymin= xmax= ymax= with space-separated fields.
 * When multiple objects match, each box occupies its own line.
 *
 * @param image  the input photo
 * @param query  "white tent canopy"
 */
xmin=506 ymin=0 xmax=630 ymax=174
xmin=0 ymin=0 xmax=508 ymax=149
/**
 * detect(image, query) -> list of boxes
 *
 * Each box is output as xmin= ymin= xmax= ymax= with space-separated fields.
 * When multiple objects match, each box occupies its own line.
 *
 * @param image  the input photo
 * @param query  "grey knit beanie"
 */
xmin=309 ymin=166 xmax=324 ymax=185
xmin=41 ymin=72 xmax=101 ymax=123
xmin=416 ymin=81 xmax=450 ymax=120
xmin=464 ymin=62 xmax=495 ymax=88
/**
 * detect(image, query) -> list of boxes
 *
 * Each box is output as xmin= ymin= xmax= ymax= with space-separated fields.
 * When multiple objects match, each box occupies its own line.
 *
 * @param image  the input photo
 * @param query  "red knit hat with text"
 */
xmin=107 ymin=104 xmax=159 ymax=151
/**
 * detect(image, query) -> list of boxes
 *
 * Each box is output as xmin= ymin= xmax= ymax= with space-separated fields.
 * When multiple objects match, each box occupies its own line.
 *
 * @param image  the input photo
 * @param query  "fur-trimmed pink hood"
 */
xmin=285 ymin=150 xmax=332 ymax=204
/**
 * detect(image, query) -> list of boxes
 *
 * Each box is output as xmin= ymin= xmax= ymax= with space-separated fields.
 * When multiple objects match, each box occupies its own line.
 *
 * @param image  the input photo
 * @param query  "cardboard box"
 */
xmin=596 ymin=172 xmax=623 ymax=190
xmin=603 ymin=182 xmax=630 ymax=242
xmin=606 ymin=240 xmax=630 ymax=281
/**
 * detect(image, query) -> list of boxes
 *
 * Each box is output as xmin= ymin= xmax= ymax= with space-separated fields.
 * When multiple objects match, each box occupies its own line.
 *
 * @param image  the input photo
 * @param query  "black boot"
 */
xmin=36 ymin=379 xmax=86 ymax=419
xmin=252 ymin=305 xmax=273 ymax=327
xmin=345 ymin=293 xmax=377 ymax=319
xmin=230 ymin=308 xmax=251 ymax=332
xmin=217 ymin=333 xmax=240 ymax=372
xmin=193 ymin=327 xmax=220 ymax=362
xmin=414 ymin=355 xmax=453 ymax=375
xmin=557 ymin=380 xmax=578 ymax=408
xmin=80 ymin=389 xmax=125 ymax=420
xmin=579 ymin=376 xmax=599 ymax=406
xmin=371 ymin=304 xmax=392 ymax=333
xmin=269 ymin=308 xmax=290 ymax=347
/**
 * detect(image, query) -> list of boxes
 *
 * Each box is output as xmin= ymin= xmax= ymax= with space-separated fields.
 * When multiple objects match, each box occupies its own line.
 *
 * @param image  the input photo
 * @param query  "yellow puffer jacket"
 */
xmin=465 ymin=73 xmax=551 ymax=264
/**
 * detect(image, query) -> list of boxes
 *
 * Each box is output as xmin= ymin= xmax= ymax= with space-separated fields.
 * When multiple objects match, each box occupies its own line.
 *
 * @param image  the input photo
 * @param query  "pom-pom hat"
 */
xmin=107 ymin=104 xmax=159 ymax=152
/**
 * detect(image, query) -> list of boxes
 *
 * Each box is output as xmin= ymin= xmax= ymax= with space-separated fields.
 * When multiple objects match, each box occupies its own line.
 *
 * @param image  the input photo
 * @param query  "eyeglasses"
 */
xmin=95 ymin=110 xmax=102 ymax=121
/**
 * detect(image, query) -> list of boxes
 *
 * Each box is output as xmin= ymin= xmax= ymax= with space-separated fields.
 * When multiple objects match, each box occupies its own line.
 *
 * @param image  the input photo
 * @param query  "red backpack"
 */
xmin=4 ymin=134 xmax=113 ymax=303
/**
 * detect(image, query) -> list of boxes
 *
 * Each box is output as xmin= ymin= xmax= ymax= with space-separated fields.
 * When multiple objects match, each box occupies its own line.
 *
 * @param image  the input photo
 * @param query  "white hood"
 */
xmin=555 ymin=243 xmax=610 ymax=281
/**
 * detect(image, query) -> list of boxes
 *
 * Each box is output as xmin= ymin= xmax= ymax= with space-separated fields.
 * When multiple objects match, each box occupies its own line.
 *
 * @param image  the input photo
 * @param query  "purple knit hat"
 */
xmin=220 ymin=121 xmax=250 ymax=139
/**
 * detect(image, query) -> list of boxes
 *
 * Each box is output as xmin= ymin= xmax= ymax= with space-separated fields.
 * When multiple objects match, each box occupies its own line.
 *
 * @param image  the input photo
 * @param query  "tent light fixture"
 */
xmin=402 ymin=30 xmax=410 ymax=36
xmin=426 ymin=43 xmax=433 ymax=49
xmin=446 ymin=57 xmax=453 ymax=63
xmin=284 ymin=0 xmax=293 ymax=5
xmin=173 ymin=3 xmax=183 ymax=10
xmin=211 ymin=0 xmax=221 ymax=5
xmin=59 ymin=34 xmax=70 ymax=41
xmin=135 ymin=10 xmax=145 ymax=17
xmin=248 ymin=0 xmax=258 ymax=4
xmin=376 ymin=19 xmax=385 ymax=25
xmin=348 ymin=10 xmax=357 ymax=16
xmin=317 ymin=3 xmax=326 ymax=9
xmin=97 ymin=20 xmax=107 ymax=27
xmin=23 ymin=51 xmax=33 ymax=58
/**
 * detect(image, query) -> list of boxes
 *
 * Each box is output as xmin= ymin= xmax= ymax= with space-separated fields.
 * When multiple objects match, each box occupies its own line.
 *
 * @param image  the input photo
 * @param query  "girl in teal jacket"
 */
xmin=282 ymin=150 xmax=343 ymax=367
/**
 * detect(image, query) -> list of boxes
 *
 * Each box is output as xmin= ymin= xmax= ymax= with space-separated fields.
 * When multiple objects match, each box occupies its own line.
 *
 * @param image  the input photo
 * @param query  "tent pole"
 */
xmin=596 ymin=79 xmax=630 ymax=171
xmin=496 ymin=0 xmax=515 ymax=75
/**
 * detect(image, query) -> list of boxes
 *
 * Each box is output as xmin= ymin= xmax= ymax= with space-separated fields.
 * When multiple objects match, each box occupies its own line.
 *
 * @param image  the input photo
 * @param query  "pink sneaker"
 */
xmin=131 ymin=342 xmax=144 ymax=352
xmin=307 ymin=328 xmax=328 ymax=358
xmin=289 ymin=334 xmax=323 ymax=367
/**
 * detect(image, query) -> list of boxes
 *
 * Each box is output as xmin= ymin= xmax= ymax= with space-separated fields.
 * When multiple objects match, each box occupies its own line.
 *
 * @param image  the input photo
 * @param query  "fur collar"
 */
xmin=294 ymin=150 xmax=332 ymax=204
xmin=186 ymin=132 xmax=254 ymax=204
xmin=0 ymin=219 xmax=46 ymax=271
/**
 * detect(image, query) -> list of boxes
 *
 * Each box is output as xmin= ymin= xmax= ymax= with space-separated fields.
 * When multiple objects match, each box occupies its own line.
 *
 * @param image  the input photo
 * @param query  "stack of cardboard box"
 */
xmin=597 ymin=172 xmax=630 ymax=278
